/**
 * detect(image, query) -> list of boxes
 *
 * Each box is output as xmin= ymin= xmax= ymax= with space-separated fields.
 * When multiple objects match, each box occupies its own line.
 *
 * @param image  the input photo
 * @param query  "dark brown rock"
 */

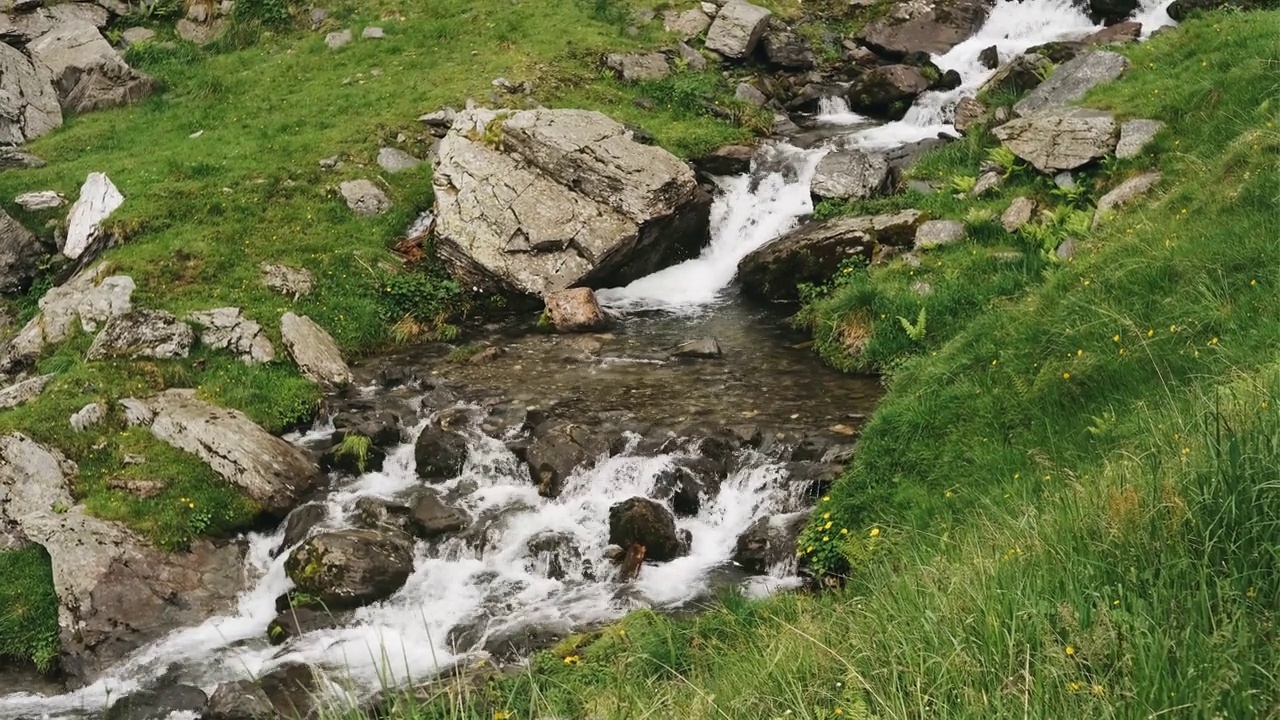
xmin=847 ymin=65 xmax=930 ymax=119
xmin=856 ymin=0 xmax=992 ymax=59
xmin=608 ymin=497 xmax=688 ymax=562
xmin=414 ymin=421 xmax=469 ymax=481
xmin=284 ymin=529 xmax=415 ymax=611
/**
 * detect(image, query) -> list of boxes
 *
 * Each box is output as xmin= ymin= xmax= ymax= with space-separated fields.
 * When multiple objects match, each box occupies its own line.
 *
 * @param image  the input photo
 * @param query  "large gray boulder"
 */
xmin=1013 ymin=51 xmax=1129 ymax=117
xmin=432 ymin=108 xmax=709 ymax=298
xmin=704 ymin=0 xmax=770 ymax=60
xmin=86 ymin=308 xmax=194 ymax=360
xmin=847 ymin=65 xmax=930 ymax=119
xmin=0 ymin=2 xmax=110 ymax=45
xmin=0 ymin=433 xmax=246 ymax=682
xmin=28 ymin=19 xmax=156 ymax=114
xmin=280 ymin=312 xmax=352 ymax=387
xmin=147 ymin=389 xmax=322 ymax=516
xmin=189 ymin=307 xmax=275 ymax=364
xmin=63 ymin=172 xmax=124 ymax=260
xmin=810 ymin=150 xmax=890 ymax=201
xmin=856 ymin=0 xmax=992 ymax=59
xmin=1 ymin=265 xmax=133 ymax=374
xmin=0 ymin=207 xmax=47 ymax=295
xmin=0 ymin=41 xmax=62 ymax=144
xmin=738 ymin=210 xmax=923 ymax=302
xmin=994 ymin=107 xmax=1118 ymax=174
xmin=284 ymin=529 xmax=415 ymax=610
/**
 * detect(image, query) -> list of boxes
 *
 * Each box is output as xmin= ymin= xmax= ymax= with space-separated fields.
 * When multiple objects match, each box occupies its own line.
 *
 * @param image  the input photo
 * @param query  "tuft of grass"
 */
xmin=0 ymin=546 xmax=60 ymax=674
xmin=334 ymin=433 xmax=372 ymax=473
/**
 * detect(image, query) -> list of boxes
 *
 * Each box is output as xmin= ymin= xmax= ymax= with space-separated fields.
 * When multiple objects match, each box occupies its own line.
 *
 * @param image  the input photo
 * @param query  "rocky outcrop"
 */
xmin=147 ymin=389 xmax=322 ymax=516
xmin=189 ymin=307 xmax=275 ymax=364
xmin=86 ymin=308 xmax=194 ymax=360
xmin=762 ymin=29 xmax=816 ymax=70
xmin=284 ymin=529 xmax=415 ymax=610
xmin=0 ymin=207 xmax=47 ymax=295
xmin=704 ymin=0 xmax=770 ymax=60
xmin=608 ymin=497 xmax=688 ymax=562
xmin=810 ymin=150 xmax=890 ymax=201
xmin=1093 ymin=171 xmax=1161 ymax=229
xmin=261 ymin=262 xmax=314 ymax=298
xmin=280 ymin=312 xmax=352 ymax=387
xmin=64 ymin=172 xmax=123 ymax=261
xmin=0 ymin=433 xmax=245 ymax=681
xmin=0 ymin=2 xmax=110 ymax=46
xmin=543 ymin=287 xmax=608 ymax=333
xmin=733 ymin=513 xmax=806 ymax=574
xmin=994 ymin=107 xmax=1118 ymax=173
xmin=1115 ymin=118 xmax=1164 ymax=159
xmin=0 ymin=372 xmax=52 ymax=409
xmin=856 ymin=0 xmax=992 ymax=59
xmin=1 ymin=265 xmax=133 ymax=374
xmin=28 ymin=19 xmax=156 ymax=113
xmin=604 ymin=52 xmax=670 ymax=82
xmin=0 ymin=41 xmax=62 ymax=144
xmin=1014 ymin=51 xmax=1129 ymax=117
xmin=432 ymin=108 xmax=710 ymax=298
xmin=738 ymin=210 xmax=923 ymax=302
xmin=526 ymin=421 xmax=616 ymax=498
xmin=847 ymin=65 xmax=930 ymax=119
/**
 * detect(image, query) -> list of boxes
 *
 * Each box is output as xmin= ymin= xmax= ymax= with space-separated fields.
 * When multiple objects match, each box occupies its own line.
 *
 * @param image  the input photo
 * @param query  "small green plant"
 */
xmin=1034 ymin=60 xmax=1058 ymax=82
xmin=948 ymin=174 xmax=978 ymax=195
xmin=334 ymin=433 xmax=372 ymax=473
xmin=897 ymin=305 xmax=928 ymax=342
xmin=986 ymin=145 xmax=1024 ymax=178
xmin=445 ymin=344 xmax=483 ymax=363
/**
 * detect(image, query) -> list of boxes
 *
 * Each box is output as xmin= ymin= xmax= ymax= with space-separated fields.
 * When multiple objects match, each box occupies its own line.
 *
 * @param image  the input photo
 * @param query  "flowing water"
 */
xmin=1 ymin=1 xmax=1177 ymax=714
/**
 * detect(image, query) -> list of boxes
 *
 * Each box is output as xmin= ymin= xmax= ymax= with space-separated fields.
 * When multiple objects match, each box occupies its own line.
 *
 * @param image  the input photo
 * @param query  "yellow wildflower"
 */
xmin=1251 ymin=279 xmax=1258 ymax=286
xmin=1063 ymin=372 xmax=1071 ymax=380
xmin=807 ymin=546 xmax=814 ymax=553
xmin=1067 ymin=681 xmax=1082 ymax=693
xmin=823 ymin=512 xmax=831 ymax=520
xmin=1065 ymin=645 xmax=1076 ymax=657
xmin=1092 ymin=684 xmax=1105 ymax=697
xmin=1112 ymin=334 xmax=1120 ymax=342
xmin=564 ymin=655 xmax=581 ymax=666
xmin=188 ymin=502 xmax=195 ymax=509
xmin=823 ymin=536 xmax=830 ymax=542
xmin=494 ymin=712 xmax=511 ymax=720
xmin=869 ymin=527 xmax=880 ymax=538
xmin=824 ymin=521 xmax=833 ymax=530
xmin=1147 ymin=329 xmax=1155 ymax=338
xmin=822 ymin=496 xmax=830 ymax=502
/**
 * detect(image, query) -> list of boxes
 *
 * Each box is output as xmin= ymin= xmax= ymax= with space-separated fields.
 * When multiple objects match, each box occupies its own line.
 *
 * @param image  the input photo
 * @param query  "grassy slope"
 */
xmin=0 ymin=0 xmax=786 ymax=671
xmin=374 ymin=11 xmax=1280 ymax=720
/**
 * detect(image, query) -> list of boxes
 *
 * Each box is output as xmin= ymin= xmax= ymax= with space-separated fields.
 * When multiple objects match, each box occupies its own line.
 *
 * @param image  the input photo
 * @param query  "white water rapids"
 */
xmin=0 ymin=0 xmax=1176 ymax=714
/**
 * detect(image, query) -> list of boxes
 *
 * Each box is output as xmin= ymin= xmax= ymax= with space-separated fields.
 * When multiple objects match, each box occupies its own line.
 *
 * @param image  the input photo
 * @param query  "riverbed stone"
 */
xmin=526 ymin=422 xmax=615 ymax=498
xmin=285 ymin=529 xmax=415 ymax=610
xmin=407 ymin=491 xmax=469 ymax=538
xmin=63 ymin=171 xmax=124 ymax=260
xmin=733 ymin=513 xmax=806 ymax=574
xmin=339 ymin=178 xmax=391 ymax=216
xmin=1002 ymin=196 xmax=1037 ymax=232
xmin=189 ymin=307 xmax=275 ymax=364
xmin=0 ymin=207 xmax=47 ymax=295
xmin=704 ymin=0 xmax=770 ymax=60
xmin=205 ymin=680 xmax=274 ymax=720
xmin=1092 ymin=171 xmax=1161 ymax=229
xmin=86 ymin=308 xmax=194 ymax=360
xmin=29 ymin=19 xmax=156 ymax=114
xmin=810 ymin=150 xmax=890 ymax=201
xmin=104 ymin=685 xmax=208 ymax=720
xmin=280 ymin=312 xmax=352 ymax=387
xmin=544 ymin=287 xmax=609 ymax=333
xmin=0 ymin=433 xmax=246 ymax=682
xmin=738 ymin=210 xmax=923 ymax=302
xmin=415 ymin=420 xmax=469 ymax=481
xmin=148 ymin=389 xmax=322 ymax=515
xmin=1115 ymin=118 xmax=1164 ymax=159
xmin=608 ymin=497 xmax=687 ymax=562
xmin=694 ymin=144 xmax=754 ymax=176
xmin=856 ymin=0 xmax=991 ymax=59
xmin=762 ymin=29 xmax=816 ymax=70
xmin=266 ymin=607 xmax=342 ymax=646
xmin=0 ymin=41 xmax=63 ymax=145
xmin=847 ymin=64 xmax=930 ymax=119
xmin=1014 ymin=51 xmax=1129 ymax=117
xmin=994 ymin=107 xmax=1118 ymax=174
xmin=432 ymin=108 xmax=709 ymax=298
xmin=672 ymin=337 xmax=722 ymax=359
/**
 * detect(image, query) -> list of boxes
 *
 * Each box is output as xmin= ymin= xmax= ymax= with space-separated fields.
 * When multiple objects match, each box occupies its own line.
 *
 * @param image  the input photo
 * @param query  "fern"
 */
xmin=897 ymin=306 xmax=928 ymax=342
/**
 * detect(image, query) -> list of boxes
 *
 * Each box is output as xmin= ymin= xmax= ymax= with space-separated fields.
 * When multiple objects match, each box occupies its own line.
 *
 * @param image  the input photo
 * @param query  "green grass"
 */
xmin=325 ymin=10 xmax=1280 ymax=719
xmin=0 ymin=546 xmax=60 ymax=674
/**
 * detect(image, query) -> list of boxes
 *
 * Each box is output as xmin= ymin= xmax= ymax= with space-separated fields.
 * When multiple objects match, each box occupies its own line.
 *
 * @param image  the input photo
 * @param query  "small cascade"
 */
xmin=815 ymin=96 xmax=869 ymax=127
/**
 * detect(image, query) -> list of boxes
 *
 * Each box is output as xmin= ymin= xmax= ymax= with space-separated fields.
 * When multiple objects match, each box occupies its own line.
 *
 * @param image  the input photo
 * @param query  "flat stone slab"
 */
xmin=994 ymin=107 xmax=1118 ymax=174
xmin=1014 ymin=51 xmax=1129 ymax=117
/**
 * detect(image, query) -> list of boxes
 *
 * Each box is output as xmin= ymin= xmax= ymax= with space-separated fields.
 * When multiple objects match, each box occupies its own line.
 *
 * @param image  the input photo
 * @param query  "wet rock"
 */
xmin=953 ymin=96 xmax=986 ymax=135
xmin=1115 ymin=118 xmax=1164 ymax=159
xmin=1086 ymin=20 xmax=1142 ymax=45
xmin=266 ymin=607 xmax=342 ymax=646
xmin=432 ymin=108 xmax=709 ymax=298
xmin=104 ymin=684 xmax=207 ymax=720
xmin=69 ymin=401 xmax=106 ymax=432
xmin=608 ymin=497 xmax=688 ymax=562
xmin=663 ymin=8 xmax=711 ymax=38
xmin=738 ymin=210 xmax=922 ymax=303
xmin=604 ymin=52 xmax=670 ymax=82
xmin=63 ymin=171 xmax=124 ymax=260
xmin=86 ymin=309 xmax=194 ymax=360
xmin=733 ymin=513 xmax=806 ymax=574
xmin=978 ymin=53 xmax=1053 ymax=98
xmin=786 ymin=461 xmax=843 ymax=497
xmin=0 ymin=42 xmax=63 ymax=145
xmin=1001 ymin=196 xmax=1037 ymax=232
xmin=281 ymin=312 xmax=352 ymax=387
xmin=543 ymin=287 xmax=608 ymax=333
xmin=333 ymin=409 xmax=402 ymax=448
xmin=407 ymin=491 xmax=469 ymax=538
xmin=734 ymin=81 xmax=768 ymax=107
xmin=256 ymin=664 xmax=320 ymax=720
xmin=995 ymin=107 xmax=1118 ymax=174
xmin=15 ymin=190 xmax=66 ymax=210
xmin=261 ymin=262 xmax=314 ymax=298
xmin=653 ymin=457 xmax=721 ymax=516
xmin=856 ymin=0 xmax=990 ymax=59
xmin=1092 ymin=171 xmax=1161 ymax=229
xmin=29 ymin=20 xmax=156 ymax=114
xmin=189 ymin=307 xmax=275 ymax=364
xmin=694 ymin=144 xmax=754 ymax=176
xmin=205 ymin=680 xmax=273 ymax=720
xmin=847 ymin=64 xmax=930 ymax=120
xmin=321 ymin=435 xmax=386 ymax=474
xmin=277 ymin=503 xmax=328 ymax=554
xmin=325 ymin=28 xmax=351 ymax=49
xmin=1089 ymin=0 xmax=1139 ymax=24
xmin=0 ymin=373 xmax=53 ymax=410
xmin=377 ymin=146 xmax=422 ymax=173
xmin=978 ymin=44 xmax=999 ymax=69
xmin=415 ymin=421 xmax=469 ymax=481
xmin=149 ymin=389 xmax=322 ymax=516
xmin=525 ymin=530 xmax=586 ymax=580
xmin=672 ymin=337 xmax=722 ymax=359
xmin=339 ymin=178 xmax=391 ymax=216
xmin=1013 ymin=51 xmax=1129 ymax=117
xmin=762 ymin=29 xmax=816 ymax=70
xmin=0 ymin=207 xmax=47 ymax=295
xmin=915 ymin=220 xmax=965 ymax=250
xmin=526 ymin=422 xmax=614 ymax=498
xmin=704 ymin=0 xmax=770 ymax=60
xmin=285 ymin=529 xmax=415 ymax=611
xmin=0 ymin=433 xmax=246 ymax=682
xmin=810 ymin=150 xmax=890 ymax=201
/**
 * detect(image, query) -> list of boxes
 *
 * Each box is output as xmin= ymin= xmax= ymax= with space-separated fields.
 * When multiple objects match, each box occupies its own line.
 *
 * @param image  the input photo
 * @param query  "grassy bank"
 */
xmin=369 ymin=10 xmax=1280 ymax=719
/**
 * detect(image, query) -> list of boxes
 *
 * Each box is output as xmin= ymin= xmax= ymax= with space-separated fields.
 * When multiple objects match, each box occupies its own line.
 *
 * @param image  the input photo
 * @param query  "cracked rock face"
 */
xmin=810 ymin=150 xmax=890 ymax=201
xmin=0 ymin=265 xmax=134 ymax=375
xmin=0 ymin=41 xmax=63 ymax=144
xmin=994 ymin=107 xmax=1118 ymax=174
xmin=189 ymin=307 xmax=275 ymax=364
xmin=86 ymin=308 xmax=194 ymax=360
xmin=28 ymin=19 xmax=157 ymax=114
xmin=1013 ymin=51 xmax=1129 ymax=118
xmin=432 ymin=108 xmax=710 ymax=298
xmin=0 ymin=206 xmax=49 ymax=295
